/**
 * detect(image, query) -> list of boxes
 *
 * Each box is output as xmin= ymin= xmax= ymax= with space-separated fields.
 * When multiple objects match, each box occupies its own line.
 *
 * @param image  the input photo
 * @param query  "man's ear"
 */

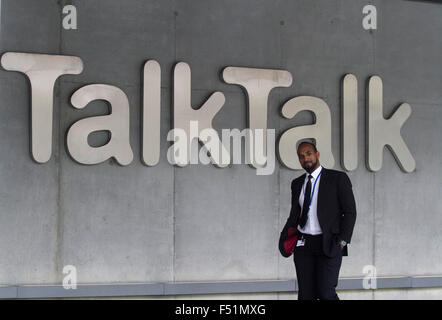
xmin=317 ymin=151 xmax=320 ymax=159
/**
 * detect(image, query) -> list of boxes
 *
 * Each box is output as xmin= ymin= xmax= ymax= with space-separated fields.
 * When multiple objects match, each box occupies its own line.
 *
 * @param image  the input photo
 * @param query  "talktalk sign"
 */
xmin=0 ymin=52 xmax=416 ymax=175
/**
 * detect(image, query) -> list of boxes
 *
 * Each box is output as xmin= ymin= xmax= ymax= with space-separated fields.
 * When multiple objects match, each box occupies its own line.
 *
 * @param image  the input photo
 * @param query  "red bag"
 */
xmin=284 ymin=227 xmax=298 ymax=255
xmin=279 ymin=225 xmax=299 ymax=258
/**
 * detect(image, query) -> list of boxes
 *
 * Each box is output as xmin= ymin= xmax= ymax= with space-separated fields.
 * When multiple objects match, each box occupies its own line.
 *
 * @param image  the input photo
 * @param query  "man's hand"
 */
xmin=338 ymin=239 xmax=347 ymax=250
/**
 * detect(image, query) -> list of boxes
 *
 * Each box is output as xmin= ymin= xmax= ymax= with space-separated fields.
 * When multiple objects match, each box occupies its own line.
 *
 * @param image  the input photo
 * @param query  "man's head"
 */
xmin=297 ymin=141 xmax=320 ymax=173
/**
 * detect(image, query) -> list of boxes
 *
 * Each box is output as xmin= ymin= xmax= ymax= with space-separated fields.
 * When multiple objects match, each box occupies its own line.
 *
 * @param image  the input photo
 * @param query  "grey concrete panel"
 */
xmin=277 ymin=292 xmax=298 ymax=300
xmin=405 ymin=288 xmax=442 ymax=300
xmin=17 ymin=283 xmax=164 ymax=298
xmin=374 ymin=104 xmax=442 ymax=276
xmin=174 ymin=161 xmax=279 ymax=281
xmin=0 ymin=71 xmax=59 ymax=284
xmin=280 ymin=0 xmax=375 ymax=70
xmin=58 ymin=82 xmax=174 ymax=283
xmin=412 ymin=276 xmax=442 ymax=288
xmin=373 ymin=288 xmax=407 ymax=299
xmin=60 ymin=0 xmax=175 ymax=88
xmin=165 ymin=280 xmax=296 ymax=295
xmin=369 ymin=0 xmax=442 ymax=280
xmin=0 ymin=286 xmax=18 ymax=299
xmin=175 ymin=0 xmax=283 ymax=93
xmin=1 ymin=0 xmax=60 ymax=54
xmin=374 ymin=0 xmax=442 ymax=105
xmin=377 ymin=276 xmax=412 ymax=288
xmin=174 ymin=91 xmax=279 ymax=282
xmin=336 ymin=289 xmax=373 ymax=300
xmin=173 ymin=292 xmax=277 ymax=300
xmin=374 ymin=288 xmax=442 ymax=300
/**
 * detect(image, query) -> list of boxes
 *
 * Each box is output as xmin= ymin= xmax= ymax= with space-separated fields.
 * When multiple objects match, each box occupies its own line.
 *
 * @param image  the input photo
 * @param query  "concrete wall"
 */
xmin=0 ymin=0 xmax=441 ymax=299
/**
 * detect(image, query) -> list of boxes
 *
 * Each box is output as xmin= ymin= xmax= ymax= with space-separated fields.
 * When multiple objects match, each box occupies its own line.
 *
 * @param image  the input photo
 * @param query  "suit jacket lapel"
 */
xmin=293 ymin=173 xmax=306 ymax=213
xmin=296 ymin=173 xmax=307 ymax=200
xmin=317 ymin=167 xmax=328 ymax=219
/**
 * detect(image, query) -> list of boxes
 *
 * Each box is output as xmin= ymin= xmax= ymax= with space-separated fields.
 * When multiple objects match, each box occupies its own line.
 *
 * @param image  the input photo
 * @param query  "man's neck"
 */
xmin=306 ymin=163 xmax=321 ymax=174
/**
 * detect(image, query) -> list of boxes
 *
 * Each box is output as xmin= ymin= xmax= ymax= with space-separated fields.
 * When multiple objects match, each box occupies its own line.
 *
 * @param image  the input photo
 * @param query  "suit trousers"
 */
xmin=293 ymin=233 xmax=342 ymax=300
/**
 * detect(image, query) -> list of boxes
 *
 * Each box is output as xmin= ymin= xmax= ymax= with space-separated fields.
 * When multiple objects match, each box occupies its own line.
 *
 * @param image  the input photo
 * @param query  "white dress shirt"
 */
xmin=297 ymin=165 xmax=323 ymax=235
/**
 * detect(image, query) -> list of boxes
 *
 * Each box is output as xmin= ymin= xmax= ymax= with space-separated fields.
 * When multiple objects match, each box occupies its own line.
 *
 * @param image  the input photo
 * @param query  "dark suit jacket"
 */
xmin=281 ymin=168 xmax=357 ymax=257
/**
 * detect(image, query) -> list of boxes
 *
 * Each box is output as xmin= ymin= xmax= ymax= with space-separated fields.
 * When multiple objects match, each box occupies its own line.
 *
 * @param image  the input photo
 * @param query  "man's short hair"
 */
xmin=297 ymin=140 xmax=318 ymax=153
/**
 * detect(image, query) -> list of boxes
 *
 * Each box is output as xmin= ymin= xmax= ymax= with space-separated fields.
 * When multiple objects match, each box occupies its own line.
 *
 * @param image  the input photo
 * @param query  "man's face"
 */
xmin=297 ymin=144 xmax=320 ymax=173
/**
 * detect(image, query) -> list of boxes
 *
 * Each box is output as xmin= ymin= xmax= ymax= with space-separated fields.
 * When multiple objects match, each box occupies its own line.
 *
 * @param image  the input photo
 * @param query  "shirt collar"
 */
xmin=306 ymin=165 xmax=323 ymax=180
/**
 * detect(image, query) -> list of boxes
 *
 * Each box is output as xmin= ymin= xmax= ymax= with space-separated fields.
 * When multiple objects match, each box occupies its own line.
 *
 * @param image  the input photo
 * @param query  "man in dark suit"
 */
xmin=282 ymin=141 xmax=357 ymax=300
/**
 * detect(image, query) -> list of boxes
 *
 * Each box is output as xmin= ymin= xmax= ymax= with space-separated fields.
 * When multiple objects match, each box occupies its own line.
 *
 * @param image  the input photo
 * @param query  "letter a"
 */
xmin=362 ymin=5 xmax=377 ymax=30
xmin=67 ymin=84 xmax=133 ymax=165
xmin=278 ymin=96 xmax=334 ymax=170
xmin=62 ymin=5 xmax=78 ymax=30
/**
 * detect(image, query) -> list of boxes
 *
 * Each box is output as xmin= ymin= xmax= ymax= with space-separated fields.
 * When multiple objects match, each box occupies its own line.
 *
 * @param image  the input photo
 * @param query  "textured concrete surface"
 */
xmin=374 ymin=288 xmax=442 ymax=300
xmin=0 ymin=0 xmax=61 ymax=284
xmin=58 ymin=83 xmax=174 ymax=283
xmin=0 ymin=0 xmax=441 ymax=299
xmin=60 ymin=0 xmax=175 ymax=88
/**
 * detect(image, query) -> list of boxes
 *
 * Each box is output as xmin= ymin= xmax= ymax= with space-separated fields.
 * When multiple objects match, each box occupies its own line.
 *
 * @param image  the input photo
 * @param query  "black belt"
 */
xmin=298 ymin=232 xmax=322 ymax=239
